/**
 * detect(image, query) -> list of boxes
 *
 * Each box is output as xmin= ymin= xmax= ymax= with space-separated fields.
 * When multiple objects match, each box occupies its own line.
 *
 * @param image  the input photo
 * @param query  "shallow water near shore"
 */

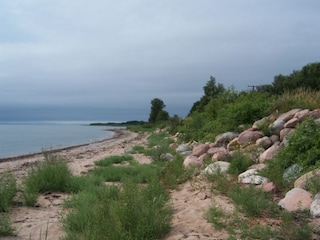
xmin=0 ymin=121 xmax=117 ymax=159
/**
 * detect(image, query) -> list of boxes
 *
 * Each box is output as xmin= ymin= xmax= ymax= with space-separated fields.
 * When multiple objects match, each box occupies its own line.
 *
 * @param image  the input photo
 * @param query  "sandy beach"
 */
xmin=0 ymin=129 xmax=228 ymax=240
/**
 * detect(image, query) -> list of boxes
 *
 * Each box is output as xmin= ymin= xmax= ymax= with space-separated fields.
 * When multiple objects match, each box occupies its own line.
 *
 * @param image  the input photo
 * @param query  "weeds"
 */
xmin=0 ymin=213 xmax=15 ymax=236
xmin=0 ymin=172 xmax=17 ymax=212
xmin=94 ymin=155 xmax=135 ymax=166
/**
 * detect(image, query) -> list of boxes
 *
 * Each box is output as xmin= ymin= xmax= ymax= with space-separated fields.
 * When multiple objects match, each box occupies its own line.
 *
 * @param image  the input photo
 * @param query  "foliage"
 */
xmin=94 ymin=155 xmax=135 ymax=166
xmin=262 ymin=118 xmax=320 ymax=189
xmin=62 ymin=179 xmax=173 ymax=240
xmin=0 ymin=172 xmax=17 ymax=212
xmin=189 ymin=76 xmax=225 ymax=114
xmin=228 ymin=152 xmax=255 ymax=175
xmin=23 ymin=154 xmax=74 ymax=206
xmin=0 ymin=213 xmax=15 ymax=236
xmin=148 ymin=98 xmax=169 ymax=123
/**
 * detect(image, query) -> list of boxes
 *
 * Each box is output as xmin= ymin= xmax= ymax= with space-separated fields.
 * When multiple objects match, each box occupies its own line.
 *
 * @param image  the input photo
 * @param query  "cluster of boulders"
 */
xmin=171 ymin=108 xmax=320 ymax=217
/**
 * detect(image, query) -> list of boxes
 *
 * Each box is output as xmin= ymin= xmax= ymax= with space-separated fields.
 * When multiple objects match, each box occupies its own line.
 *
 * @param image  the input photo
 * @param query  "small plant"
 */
xmin=94 ymin=155 xmax=135 ymax=166
xmin=228 ymin=152 xmax=254 ymax=175
xmin=0 ymin=213 xmax=15 ymax=236
xmin=0 ymin=172 xmax=17 ymax=212
xmin=230 ymin=185 xmax=280 ymax=218
xmin=23 ymin=154 xmax=74 ymax=206
xmin=129 ymin=145 xmax=145 ymax=154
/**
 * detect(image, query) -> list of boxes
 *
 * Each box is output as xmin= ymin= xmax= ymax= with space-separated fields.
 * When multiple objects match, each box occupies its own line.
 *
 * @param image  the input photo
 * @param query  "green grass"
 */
xmin=62 ymin=179 xmax=173 ymax=240
xmin=94 ymin=155 xmax=135 ymax=166
xmin=0 ymin=172 xmax=17 ymax=212
xmin=23 ymin=154 xmax=74 ymax=206
xmin=0 ymin=213 xmax=15 ymax=236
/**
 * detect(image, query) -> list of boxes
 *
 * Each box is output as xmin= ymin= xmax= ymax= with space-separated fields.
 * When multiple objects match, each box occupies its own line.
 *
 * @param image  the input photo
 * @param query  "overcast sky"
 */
xmin=1 ymin=1 xmax=319 ymax=121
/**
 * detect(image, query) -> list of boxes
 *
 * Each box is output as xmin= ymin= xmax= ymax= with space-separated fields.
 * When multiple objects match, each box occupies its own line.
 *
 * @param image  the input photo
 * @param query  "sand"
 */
xmin=0 ymin=129 xmax=229 ymax=240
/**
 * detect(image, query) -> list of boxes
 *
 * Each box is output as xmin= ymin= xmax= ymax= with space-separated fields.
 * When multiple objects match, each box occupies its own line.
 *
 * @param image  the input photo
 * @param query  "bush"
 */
xmin=0 ymin=213 xmax=15 ymax=236
xmin=94 ymin=155 xmax=134 ymax=166
xmin=230 ymin=185 xmax=279 ymax=218
xmin=62 ymin=179 xmax=172 ymax=240
xmin=0 ymin=172 xmax=17 ymax=212
xmin=228 ymin=152 xmax=254 ymax=175
xmin=23 ymin=154 xmax=74 ymax=206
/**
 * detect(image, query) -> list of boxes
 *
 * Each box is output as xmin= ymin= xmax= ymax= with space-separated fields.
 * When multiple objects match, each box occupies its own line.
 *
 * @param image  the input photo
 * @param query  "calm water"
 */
xmin=0 ymin=121 xmax=116 ymax=159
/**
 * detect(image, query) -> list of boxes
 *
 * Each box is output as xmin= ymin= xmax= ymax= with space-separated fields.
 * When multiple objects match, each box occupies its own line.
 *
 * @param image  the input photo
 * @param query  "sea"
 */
xmin=0 ymin=121 xmax=118 ymax=159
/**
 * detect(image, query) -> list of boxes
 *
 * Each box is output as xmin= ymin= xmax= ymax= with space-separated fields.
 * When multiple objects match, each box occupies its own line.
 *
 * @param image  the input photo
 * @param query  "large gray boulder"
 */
xmin=269 ymin=120 xmax=285 ymax=136
xmin=203 ymin=161 xmax=230 ymax=175
xmin=238 ymin=169 xmax=268 ymax=185
xmin=278 ymin=188 xmax=313 ymax=212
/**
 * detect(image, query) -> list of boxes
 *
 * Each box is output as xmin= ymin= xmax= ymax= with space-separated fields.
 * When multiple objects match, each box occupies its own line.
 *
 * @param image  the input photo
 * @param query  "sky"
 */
xmin=1 ymin=0 xmax=319 ymax=121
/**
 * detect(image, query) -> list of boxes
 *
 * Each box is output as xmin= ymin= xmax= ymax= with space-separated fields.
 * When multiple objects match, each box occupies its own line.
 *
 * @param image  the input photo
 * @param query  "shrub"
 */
xmin=230 ymin=185 xmax=279 ymax=218
xmin=94 ymin=155 xmax=134 ymax=166
xmin=23 ymin=154 xmax=73 ymax=206
xmin=0 ymin=172 xmax=17 ymax=212
xmin=0 ymin=213 xmax=15 ymax=236
xmin=228 ymin=152 xmax=254 ymax=175
xmin=62 ymin=179 xmax=172 ymax=240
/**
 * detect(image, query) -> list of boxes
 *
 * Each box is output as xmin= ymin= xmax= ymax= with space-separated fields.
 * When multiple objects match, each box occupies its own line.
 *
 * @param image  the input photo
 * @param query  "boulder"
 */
xmin=160 ymin=153 xmax=174 ymax=161
xmin=311 ymin=194 xmax=320 ymax=218
xmin=283 ymin=164 xmax=303 ymax=184
xmin=269 ymin=135 xmax=280 ymax=144
xmin=269 ymin=120 xmax=285 ymax=136
xmin=238 ymin=130 xmax=264 ymax=146
xmin=177 ymin=144 xmax=190 ymax=152
xmin=207 ymin=147 xmax=227 ymax=155
xmin=256 ymin=136 xmax=273 ymax=149
xmin=203 ymin=161 xmax=230 ymax=175
xmin=277 ymin=109 xmax=301 ymax=122
xmin=212 ymin=151 xmax=229 ymax=161
xmin=294 ymin=168 xmax=320 ymax=189
xmin=252 ymin=117 xmax=269 ymax=130
xmin=294 ymin=109 xmax=310 ymax=122
xmin=278 ymin=188 xmax=313 ymax=212
xmin=192 ymin=143 xmax=209 ymax=157
xmin=280 ymin=128 xmax=294 ymax=142
xmin=308 ymin=109 xmax=320 ymax=120
xmin=183 ymin=156 xmax=203 ymax=168
xmin=258 ymin=144 xmax=280 ymax=162
xmin=238 ymin=169 xmax=268 ymax=185
xmin=213 ymin=132 xmax=239 ymax=147
xmin=284 ymin=117 xmax=299 ymax=128
xmin=227 ymin=138 xmax=239 ymax=151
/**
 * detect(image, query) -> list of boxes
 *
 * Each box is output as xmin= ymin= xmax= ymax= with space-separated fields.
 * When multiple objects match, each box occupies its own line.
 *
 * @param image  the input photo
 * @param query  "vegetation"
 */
xmin=148 ymin=98 xmax=169 ymax=123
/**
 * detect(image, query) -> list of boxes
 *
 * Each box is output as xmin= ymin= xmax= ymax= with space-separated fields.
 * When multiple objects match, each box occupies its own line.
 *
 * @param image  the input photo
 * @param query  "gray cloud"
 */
xmin=1 ymin=0 xmax=320 ymax=120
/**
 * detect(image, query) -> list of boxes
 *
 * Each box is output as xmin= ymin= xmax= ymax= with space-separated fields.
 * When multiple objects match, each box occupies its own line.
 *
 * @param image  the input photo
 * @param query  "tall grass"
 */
xmin=0 ymin=172 xmax=17 ymax=212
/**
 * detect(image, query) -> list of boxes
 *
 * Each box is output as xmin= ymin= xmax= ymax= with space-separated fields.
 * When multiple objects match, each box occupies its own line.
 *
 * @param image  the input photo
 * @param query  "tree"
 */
xmin=189 ymin=76 xmax=225 ymax=114
xmin=148 ymin=98 xmax=169 ymax=123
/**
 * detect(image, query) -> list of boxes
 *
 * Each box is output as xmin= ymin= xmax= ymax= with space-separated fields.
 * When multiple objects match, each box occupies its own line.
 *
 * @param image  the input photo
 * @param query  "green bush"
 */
xmin=230 ymin=185 xmax=279 ymax=218
xmin=228 ymin=152 xmax=254 ymax=175
xmin=0 ymin=213 xmax=15 ymax=236
xmin=62 ymin=179 xmax=172 ymax=240
xmin=0 ymin=172 xmax=17 ymax=212
xmin=94 ymin=155 xmax=134 ymax=166
xmin=23 ymin=154 xmax=74 ymax=206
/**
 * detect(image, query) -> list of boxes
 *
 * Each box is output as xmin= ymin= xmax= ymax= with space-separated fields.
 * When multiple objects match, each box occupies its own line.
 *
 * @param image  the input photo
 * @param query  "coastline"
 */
xmin=0 ymin=129 xmax=124 ymax=163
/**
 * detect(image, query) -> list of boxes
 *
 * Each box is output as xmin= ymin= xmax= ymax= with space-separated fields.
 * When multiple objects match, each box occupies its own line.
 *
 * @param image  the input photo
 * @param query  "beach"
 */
xmin=0 ymin=129 xmax=150 ymax=240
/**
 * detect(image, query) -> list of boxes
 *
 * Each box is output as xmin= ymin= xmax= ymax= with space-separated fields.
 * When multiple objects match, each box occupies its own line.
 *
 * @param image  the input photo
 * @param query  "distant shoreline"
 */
xmin=0 ymin=129 xmax=125 ymax=163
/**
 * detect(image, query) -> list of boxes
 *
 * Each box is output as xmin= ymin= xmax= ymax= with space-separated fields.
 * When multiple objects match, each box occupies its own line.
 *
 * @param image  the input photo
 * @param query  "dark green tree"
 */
xmin=148 ymin=98 xmax=169 ymax=123
xmin=189 ymin=76 xmax=225 ymax=114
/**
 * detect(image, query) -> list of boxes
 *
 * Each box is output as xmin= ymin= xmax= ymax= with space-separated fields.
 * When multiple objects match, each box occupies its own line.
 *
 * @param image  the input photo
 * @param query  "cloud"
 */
xmin=1 ymin=0 xmax=320 ymax=120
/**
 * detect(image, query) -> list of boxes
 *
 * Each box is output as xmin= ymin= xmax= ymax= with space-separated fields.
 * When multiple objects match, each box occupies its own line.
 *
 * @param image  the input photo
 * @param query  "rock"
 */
xmin=203 ymin=161 xmax=230 ymax=175
xmin=280 ymin=128 xmax=294 ymax=142
xmin=308 ymin=109 xmax=320 ymax=120
xmin=260 ymin=182 xmax=277 ymax=193
xmin=207 ymin=147 xmax=227 ymax=155
xmin=294 ymin=109 xmax=310 ymax=122
xmin=177 ymin=144 xmax=190 ymax=152
xmin=277 ymin=109 xmax=301 ymax=122
xmin=212 ymin=151 xmax=229 ymax=161
xmin=238 ymin=130 xmax=264 ymax=146
xmin=278 ymin=188 xmax=313 ymax=212
xmin=269 ymin=120 xmax=285 ymax=136
xmin=283 ymin=164 xmax=303 ymax=184
xmin=227 ymin=138 xmax=239 ymax=151
xmin=256 ymin=136 xmax=273 ymax=149
xmin=183 ymin=156 xmax=203 ymax=168
xmin=238 ymin=169 xmax=268 ymax=185
xmin=252 ymin=117 xmax=270 ymax=130
xmin=160 ymin=153 xmax=174 ymax=161
xmin=258 ymin=144 xmax=280 ymax=162
xmin=213 ymin=132 xmax=239 ymax=147
xmin=269 ymin=135 xmax=280 ymax=144
xmin=284 ymin=117 xmax=299 ymax=128
xmin=311 ymin=194 xmax=320 ymax=218
xmin=248 ymin=163 xmax=267 ymax=170
xmin=294 ymin=168 xmax=320 ymax=189
xmin=192 ymin=144 xmax=209 ymax=157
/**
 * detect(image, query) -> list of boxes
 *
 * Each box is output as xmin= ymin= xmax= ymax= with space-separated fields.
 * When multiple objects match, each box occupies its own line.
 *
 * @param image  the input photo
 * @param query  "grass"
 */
xmin=0 ymin=213 xmax=15 ymax=236
xmin=0 ymin=172 xmax=17 ymax=212
xmin=94 ymin=155 xmax=135 ymax=166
